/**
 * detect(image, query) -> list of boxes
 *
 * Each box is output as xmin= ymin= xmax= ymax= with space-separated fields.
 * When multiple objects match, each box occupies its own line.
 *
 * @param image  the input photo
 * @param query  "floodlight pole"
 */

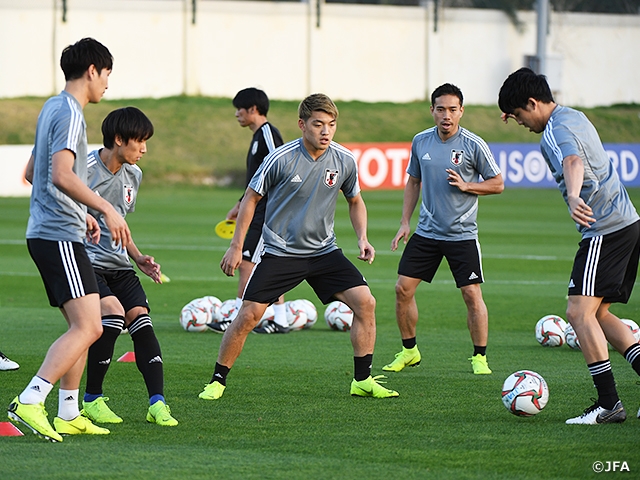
xmin=536 ymin=0 xmax=549 ymax=75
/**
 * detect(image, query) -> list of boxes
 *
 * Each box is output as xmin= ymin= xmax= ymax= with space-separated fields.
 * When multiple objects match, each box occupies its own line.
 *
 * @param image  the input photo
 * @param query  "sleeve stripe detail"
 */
xmin=65 ymin=97 xmax=83 ymax=153
xmin=461 ymin=129 xmax=501 ymax=175
xmin=262 ymin=124 xmax=277 ymax=153
xmin=542 ymin=116 xmax=564 ymax=165
xmin=253 ymin=139 xmax=299 ymax=194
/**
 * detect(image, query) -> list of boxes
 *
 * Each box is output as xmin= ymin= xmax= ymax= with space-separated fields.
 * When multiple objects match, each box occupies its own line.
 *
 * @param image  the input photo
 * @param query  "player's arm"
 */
xmin=51 ymin=149 xmax=132 ymax=247
xmin=220 ymin=187 xmax=262 ymax=276
xmin=25 ymin=154 xmax=35 ymax=184
xmin=346 ymin=193 xmax=375 ymax=264
xmin=563 ymin=154 xmax=595 ymax=228
xmin=446 ymin=170 xmax=505 ymax=195
xmin=127 ymin=238 xmax=162 ymax=284
xmin=391 ymin=175 xmax=421 ymax=251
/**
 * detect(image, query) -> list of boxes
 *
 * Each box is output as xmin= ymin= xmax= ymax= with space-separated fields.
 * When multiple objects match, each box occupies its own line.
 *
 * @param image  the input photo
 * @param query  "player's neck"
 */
xmin=63 ymin=80 xmax=90 ymax=108
xmin=249 ymin=117 xmax=268 ymax=133
xmin=99 ymin=147 xmax=124 ymax=174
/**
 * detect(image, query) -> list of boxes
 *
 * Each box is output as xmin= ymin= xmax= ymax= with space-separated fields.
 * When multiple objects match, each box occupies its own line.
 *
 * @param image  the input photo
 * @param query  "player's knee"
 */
xmin=395 ymin=281 xmax=414 ymax=301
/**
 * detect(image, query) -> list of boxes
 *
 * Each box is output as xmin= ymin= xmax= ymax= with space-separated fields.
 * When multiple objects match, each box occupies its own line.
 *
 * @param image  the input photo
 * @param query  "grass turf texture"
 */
xmin=1 ymin=186 xmax=640 ymax=479
xmin=1 ymin=97 xmax=640 ymax=184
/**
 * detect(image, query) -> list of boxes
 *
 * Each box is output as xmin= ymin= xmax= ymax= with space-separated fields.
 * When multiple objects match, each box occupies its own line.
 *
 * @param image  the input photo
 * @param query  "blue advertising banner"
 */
xmin=492 ymin=144 xmax=640 ymax=188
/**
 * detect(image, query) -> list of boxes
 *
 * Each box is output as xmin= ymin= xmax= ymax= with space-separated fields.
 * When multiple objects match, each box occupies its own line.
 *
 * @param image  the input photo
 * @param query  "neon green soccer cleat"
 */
xmin=382 ymin=346 xmax=421 ymax=372
xmin=53 ymin=415 xmax=110 ymax=435
xmin=350 ymin=375 xmax=399 ymax=398
xmin=469 ymin=354 xmax=492 ymax=375
xmin=7 ymin=396 xmax=63 ymax=442
xmin=198 ymin=381 xmax=226 ymax=400
xmin=146 ymin=400 xmax=178 ymax=427
xmin=81 ymin=397 xmax=123 ymax=424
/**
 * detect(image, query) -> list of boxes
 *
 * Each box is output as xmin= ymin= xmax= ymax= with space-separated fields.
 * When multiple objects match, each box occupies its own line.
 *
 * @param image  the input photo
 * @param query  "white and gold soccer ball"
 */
xmin=324 ymin=301 xmax=353 ymax=332
xmin=179 ymin=297 xmax=213 ymax=332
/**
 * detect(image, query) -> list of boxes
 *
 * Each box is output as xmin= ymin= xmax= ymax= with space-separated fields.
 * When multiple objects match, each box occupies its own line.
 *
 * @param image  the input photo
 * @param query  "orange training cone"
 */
xmin=117 ymin=351 xmax=136 ymax=362
xmin=0 ymin=422 xmax=24 ymax=436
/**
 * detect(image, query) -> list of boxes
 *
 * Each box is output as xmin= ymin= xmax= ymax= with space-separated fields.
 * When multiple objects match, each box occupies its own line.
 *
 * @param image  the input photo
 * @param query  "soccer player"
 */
xmin=499 ymin=67 xmax=640 ymax=425
xmin=8 ymin=38 xmax=131 ymax=442
xmin=80 ymin=107 xmax=178 ymax=427
xmin=383 ymin=83 xmax=503 ymax=376
xmin=209 ymin=87 xmax=289 ymax=334
xmin=199 ymin=93 xmax=399 ymax=400
xmin=0 ymin=350 xmax=19 ymax=371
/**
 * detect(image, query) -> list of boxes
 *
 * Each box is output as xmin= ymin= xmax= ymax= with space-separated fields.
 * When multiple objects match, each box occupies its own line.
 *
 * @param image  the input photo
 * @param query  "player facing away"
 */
xmin=499 ymin=68 xmax=640 ymax=425
xmin=8 ymin=38 xmax=132 ymax=442
xmin=199 ymin=93 xmax=399 ymax=400
xmin=209 ymin=87 xmax=289 ymax=334
xmin=80 ymin=107 xmax=178 ymax=427
xmin=383 ymin=83 xmax=504 ymax=376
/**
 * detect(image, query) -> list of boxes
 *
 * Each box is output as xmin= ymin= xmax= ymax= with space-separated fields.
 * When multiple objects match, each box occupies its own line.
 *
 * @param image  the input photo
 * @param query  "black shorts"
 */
xmin=243 ymin=249 xmax=368 ymax=305
xmin=27 ymin=238 xmax=99 ymax=308
xmin=569 ymin=220 xmax=640 ymax=303
xmin=398 ymin=234 xmax=484 ymax=288
xmin=94 ymin=268 xmax=150 ymax=313
xmin=242 ymin=224 xmax=265 ymax=264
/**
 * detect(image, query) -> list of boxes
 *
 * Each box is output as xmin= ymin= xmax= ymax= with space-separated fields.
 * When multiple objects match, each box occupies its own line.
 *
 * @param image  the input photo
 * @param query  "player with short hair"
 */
xmin=199 ymin=93 xmax=399 ymax=400
xmin=499 ymin=67 xmax=640 ymax=425
xmin=383 ymin=83 xmax=503 ymax=376
xmin=8 ymin=38 xmax=131 ymax=442
xmin=209 ymin=87 xmax=289 ymax=334
xmin=80 ymin=107 xmax=178 ymax=427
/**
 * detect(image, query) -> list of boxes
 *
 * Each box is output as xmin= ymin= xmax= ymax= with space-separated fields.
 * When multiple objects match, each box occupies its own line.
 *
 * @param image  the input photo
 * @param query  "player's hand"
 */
xmin=136 ymin=255 xmax=162 ymax=283
xmin=85 ymin=213 xmax=101 ymax=244
xmin=391 ymin=224 xmax=411 ymax=251
xmin=501 ymin=112 xmax=515 ymax=124
xmin=104 ymin=207 xmax=132 ymax=249
xmin=357 ymin=239 xmax=375 ymax=264
xmin=568 ymin=196 xmax=595 ymax=228
xmin=226 ymin=202 xmax=240 ymax=221
xmin=220 ymin=247 xmax=242 ymax=276
xmin=446 ymin=168 xmax=468 ymax=192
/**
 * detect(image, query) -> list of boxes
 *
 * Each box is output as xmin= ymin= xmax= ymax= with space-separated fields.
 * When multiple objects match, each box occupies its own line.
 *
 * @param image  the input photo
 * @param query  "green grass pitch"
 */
xmin=1 ymin=186 xmax=639 ymax=479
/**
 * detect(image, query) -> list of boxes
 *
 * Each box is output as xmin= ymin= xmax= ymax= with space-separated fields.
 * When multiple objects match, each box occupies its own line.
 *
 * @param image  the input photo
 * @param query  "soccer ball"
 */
xmin=324 ymin=301 xmax=353 ymax=331
xmin=255 ymin=305 xmax=275 ymax=329
xmin=501 ymin=370 xmax=549 ymax=416
xmin=179 ymin=298 xmax=213 ymax=332
xmin=200 ymin=296 xmax=222 ymax=323
xmin=218 ymin=299 xmax=239 ymax=323
xmin=285 ymin=300 xmax=308 ymax=331
xmin=535 ymin=315 xmax=567 ymax=347
xmin=298 ymin=299 xmax=318 ymax=329
xmin=620 ymin=318 xmax=640 ymax=342
xmin=564 ymin=323 xmax=581 ymax=350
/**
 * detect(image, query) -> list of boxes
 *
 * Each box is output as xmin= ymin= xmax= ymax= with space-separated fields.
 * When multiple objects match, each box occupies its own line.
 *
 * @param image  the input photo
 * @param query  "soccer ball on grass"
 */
xmin=324 ymin=301 xmax=353 ymax=331
xmin=501 ymin=370 xmax=549 ymax=416
xmin=535 ymin=315 xmax=567 ymax=347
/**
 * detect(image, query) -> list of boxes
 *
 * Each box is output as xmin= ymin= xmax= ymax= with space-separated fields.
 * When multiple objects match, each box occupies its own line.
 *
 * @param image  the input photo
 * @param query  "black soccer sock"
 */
xmin=402 ymin=337 xmax=417 ymax=350
xmin=354 ymin=354 xmax=373 ymax=381
xmin=588 ymin=360 xmax=619 ymax=410
xmin=623 ymin=343 xmax=640 ymax=376
xmin=129 ymin=314 xmax=164 ymax=399
xmin=473 ymin=345 xmax=487 ymax=357
xmin=211 ymin=363 xmax=230 ymax=386
xmin=85 ymin=315 xmax=125 ymax=397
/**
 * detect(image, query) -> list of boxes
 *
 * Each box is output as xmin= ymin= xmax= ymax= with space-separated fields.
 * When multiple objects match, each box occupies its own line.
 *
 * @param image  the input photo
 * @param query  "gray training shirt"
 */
xmin=407 ymin=126 xmax=501 ymax=241
xmin=541 ymin=105 xmax=638 ymax=238
xmin=84 ymin=149 xmax=142 ymax=270
xmin=249 ymin=138 xmax=360 ymax=257
xmin=26 ymin=91 xmax=89 ymax=243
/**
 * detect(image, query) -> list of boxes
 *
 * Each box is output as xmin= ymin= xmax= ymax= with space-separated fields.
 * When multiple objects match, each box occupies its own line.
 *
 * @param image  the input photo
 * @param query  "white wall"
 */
xmin=1 ymin=0 xmax=639 ymax=106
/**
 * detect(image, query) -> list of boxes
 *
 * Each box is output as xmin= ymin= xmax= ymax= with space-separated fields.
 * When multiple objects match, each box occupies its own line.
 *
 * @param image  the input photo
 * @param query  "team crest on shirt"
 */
xmin=324 ymin=169 xmax=339 ymax=188
xmin=123 ymin=184 xmax=134 ymax=207
xmin=450 ymin=149 xmax=464 ymax=166
xmin=252 ymin=141 xmax=259 ymax=155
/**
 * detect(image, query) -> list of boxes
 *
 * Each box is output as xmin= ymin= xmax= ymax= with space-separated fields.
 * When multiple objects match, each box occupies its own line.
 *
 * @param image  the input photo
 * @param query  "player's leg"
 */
xmin=82 ymin=281 xmax=125 ymax=424
xmin=459 ymin=284 xmax=491 ymax=374
xmin=200 ymin=254 xmax=300 ymax=400
xmin=597 ymin=303 xmax=638 ymax=355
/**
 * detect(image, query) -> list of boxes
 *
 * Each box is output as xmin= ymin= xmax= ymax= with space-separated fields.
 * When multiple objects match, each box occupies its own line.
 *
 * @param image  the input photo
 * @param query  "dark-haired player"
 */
xmin=8 ymin=38 xmax=130 ymax=442
xmin=209 ymin=87 xmax=288 ymax=334
xmin=80 ymin=107 xmax=177 ymax=427
xmin=384 ymin=83 xmax=503 ymax=376
xmin=499 ymin=67 xmax=640 ymax=425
